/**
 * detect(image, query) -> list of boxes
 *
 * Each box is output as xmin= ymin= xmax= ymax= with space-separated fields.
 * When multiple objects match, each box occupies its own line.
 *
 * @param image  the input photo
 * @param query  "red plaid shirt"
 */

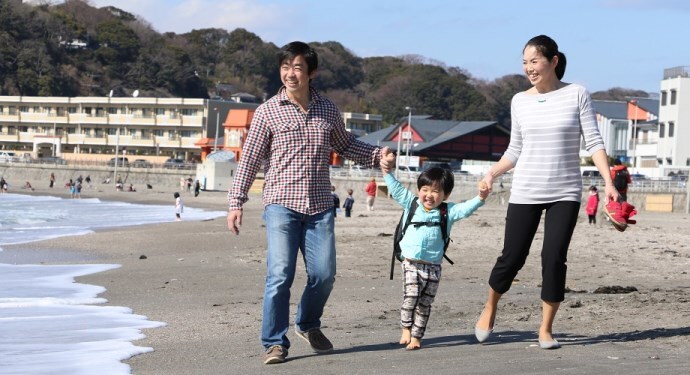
xmin=228 ymin=86 xmax=383 ymax=215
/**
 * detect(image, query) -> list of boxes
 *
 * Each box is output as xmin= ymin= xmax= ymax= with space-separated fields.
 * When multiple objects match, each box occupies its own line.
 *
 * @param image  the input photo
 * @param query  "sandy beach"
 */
xmin=7 ymin=183 xmax=690 ymax=374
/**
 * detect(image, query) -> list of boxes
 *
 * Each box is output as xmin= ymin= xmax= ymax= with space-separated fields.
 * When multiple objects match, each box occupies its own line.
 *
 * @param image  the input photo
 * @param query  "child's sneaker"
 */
xmin=603 ymin=201 xmax=628 ymax=232
xmin=604 ymin=201 xmax=637 ymax=232
xmin=620 ymin=201 xmax=637 ymax=225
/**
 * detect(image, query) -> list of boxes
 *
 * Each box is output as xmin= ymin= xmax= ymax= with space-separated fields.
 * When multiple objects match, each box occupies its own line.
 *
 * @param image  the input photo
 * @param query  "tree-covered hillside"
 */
xmin=0 ymin=0 xmax=648 ymax=125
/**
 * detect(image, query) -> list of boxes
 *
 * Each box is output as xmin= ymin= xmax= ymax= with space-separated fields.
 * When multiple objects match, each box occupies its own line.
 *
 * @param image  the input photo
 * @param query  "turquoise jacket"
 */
xmin=384 ymin=172 xmax=484 ymax=264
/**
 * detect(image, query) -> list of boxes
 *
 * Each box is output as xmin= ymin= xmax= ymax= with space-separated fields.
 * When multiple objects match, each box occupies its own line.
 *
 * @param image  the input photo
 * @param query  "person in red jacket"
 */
xmin=364 ymin=177 xmax=377 ymax=211
xmin=585 ymin=186 xmax=599 ymax=225
xmin=610 ymin=159 xmax=632 ymax=201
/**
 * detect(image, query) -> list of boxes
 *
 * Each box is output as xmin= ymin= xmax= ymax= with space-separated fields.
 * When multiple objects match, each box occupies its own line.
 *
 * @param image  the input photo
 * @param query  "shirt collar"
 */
xmin=277 ymin=86 xmax=323 ymax=106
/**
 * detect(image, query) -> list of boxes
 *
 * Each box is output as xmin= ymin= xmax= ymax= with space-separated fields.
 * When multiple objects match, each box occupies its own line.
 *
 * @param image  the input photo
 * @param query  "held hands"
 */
xmin=227 ymin=209 xmax=242 ymax=235
xmin=478 ymin=180 xmax=490 ymax=201
xmin=380 ymin=147 xmax=396 ymax=174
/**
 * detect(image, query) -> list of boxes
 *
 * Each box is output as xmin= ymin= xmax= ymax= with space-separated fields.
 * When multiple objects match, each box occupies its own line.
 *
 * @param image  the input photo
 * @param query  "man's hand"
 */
xmin=379 ymin=147 xmax=396 ymax=174
xmin=227 ymin=209 xmax=242 ymax=235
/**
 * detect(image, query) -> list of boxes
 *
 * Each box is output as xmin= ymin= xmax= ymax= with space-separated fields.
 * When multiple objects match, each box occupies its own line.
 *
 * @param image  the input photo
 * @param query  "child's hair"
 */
xmin=417 ymin=167 xmax=454 ymax=194
xmin=347 ymin=188 xmax=353 ymax=195
xmin=589 ymin=185 xmax=598 ymax=192
xmin=174 ymin=192 xmax=180 ymax=198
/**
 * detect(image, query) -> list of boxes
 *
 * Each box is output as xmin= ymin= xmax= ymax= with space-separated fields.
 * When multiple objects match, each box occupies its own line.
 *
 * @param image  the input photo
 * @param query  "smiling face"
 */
xmin=417 ymin=183 xmax=449 ymax=211
xmin=280 ymin=55 xmax=316 ymax=99
xmin=522 ymin=45 xmax=559 ymax=89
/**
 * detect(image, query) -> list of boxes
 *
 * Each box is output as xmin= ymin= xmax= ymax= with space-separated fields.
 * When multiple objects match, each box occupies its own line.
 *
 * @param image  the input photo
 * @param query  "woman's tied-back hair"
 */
xmin=525 ymin=35 xmax=567 ymax=80
xmin=417 ymin=167 xmax=454 ymax=195
xmin=278 ymin=41 xmax=318 ymax=75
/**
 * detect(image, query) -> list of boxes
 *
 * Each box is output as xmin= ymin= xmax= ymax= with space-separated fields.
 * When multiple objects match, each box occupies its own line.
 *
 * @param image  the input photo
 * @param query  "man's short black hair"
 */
xmin=417 ymin=167 xmax=454 ymax=195
xmin=278 ymin=41 xmax=318 ymax=75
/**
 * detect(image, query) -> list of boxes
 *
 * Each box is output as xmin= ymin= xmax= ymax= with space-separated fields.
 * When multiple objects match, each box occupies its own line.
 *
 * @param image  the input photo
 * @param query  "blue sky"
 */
xmin=81 ymin=0 xmax=690 ymax=94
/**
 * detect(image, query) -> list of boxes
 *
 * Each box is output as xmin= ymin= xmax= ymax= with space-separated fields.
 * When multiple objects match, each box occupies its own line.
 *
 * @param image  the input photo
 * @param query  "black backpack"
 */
xmin=390 ymin=199 xmax=453 ymax=280
xmin=614 ymin=169 xmax=629 ymax=191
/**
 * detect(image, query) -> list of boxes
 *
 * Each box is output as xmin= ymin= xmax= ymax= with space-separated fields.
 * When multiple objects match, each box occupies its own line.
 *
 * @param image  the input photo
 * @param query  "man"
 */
xmin=610 ymin=158 xmax=631 ymax=201
xmin=227 ymin=41 xmax=394 ymax=365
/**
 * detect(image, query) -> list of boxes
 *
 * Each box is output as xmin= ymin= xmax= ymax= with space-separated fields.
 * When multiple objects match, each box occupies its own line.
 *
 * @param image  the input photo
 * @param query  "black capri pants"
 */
xmin=488 ymin=201 xmax=580 ymax=302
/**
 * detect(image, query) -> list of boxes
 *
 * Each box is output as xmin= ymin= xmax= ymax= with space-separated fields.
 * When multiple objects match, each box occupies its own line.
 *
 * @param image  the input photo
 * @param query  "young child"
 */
xmin=343 ymin=189 xmax=354 ymax=217
xmin=174 ymin=192 xmax=184 ymax=221
xmin=382 ymin=165 xmax=489 ymax=350
xmin=585 ymin=185 xmax=599 ymax=225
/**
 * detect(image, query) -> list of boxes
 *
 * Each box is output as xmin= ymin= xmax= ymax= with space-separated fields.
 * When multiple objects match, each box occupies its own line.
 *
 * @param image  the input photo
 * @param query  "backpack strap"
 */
xmin=390 ymin=199 xmax=419 ymax=280
xmin=439 ymin=203 xmax=454 ymax=265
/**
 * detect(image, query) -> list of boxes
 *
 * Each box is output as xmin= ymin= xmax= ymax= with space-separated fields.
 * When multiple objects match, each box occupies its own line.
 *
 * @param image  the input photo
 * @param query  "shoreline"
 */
xmin=5 ymin=187 xmax=690 ymax=374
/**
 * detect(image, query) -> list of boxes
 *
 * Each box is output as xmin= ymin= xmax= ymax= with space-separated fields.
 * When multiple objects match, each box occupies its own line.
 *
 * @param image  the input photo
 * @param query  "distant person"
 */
xmin=174 ymin=192 xmax=183 ymax=221
xmin=343 ymin=189 xmax=354 ymax=217
xmin=49 ymin=172 xmax=55 ymax=188
xmin=585 ymin=186 xmax=599 ymax=225
xmin=127 ymin=184 xmax=136 ymax=192
xmin=364 ymin=177 xmax=377 ymax=211
xmin=194 ymin=180 xmax=201 ymax=197
xmin=382 ymin=165 xmax=489 ymax=350
xmin=331 ymin=186 xmax=340 ymax=218
xmin=85 ymin=175 xmax=92 ymax=188
xmin=1 ymin=177 xmax=7 ymax=193
xmin=226 ymin=41 xmax=394 ymax=365
xmin=610 ymin=158 xmax=631 ymax=201
xmin=69 ymin=180 xmax=76 ymax=199
xmin=75 ymin=181 xmax=82 ymax=198
xmin=475 ymin=35 xmax=618 ymax=350
xmin=23 ymin=181 xmax=34 ymax=191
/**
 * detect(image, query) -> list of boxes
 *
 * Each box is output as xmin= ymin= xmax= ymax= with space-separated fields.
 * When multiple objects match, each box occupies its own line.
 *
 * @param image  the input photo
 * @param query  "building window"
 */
xmin=128 ymin=128 xmax=136 ymax=136
xmin=155 ymin=108 xmax=165 ymax=116
xmin=0 ymin=105 xmax=3 ymax=114
xmin=180 ymin=108 xmax=197 ymax=116
xmin=659 ymin=123 xmax=665 ymax=138
xmin=670 ymin=90 xmax=677 ymax=105
xmin=108 ymin=107 xmax=118 ymax=114
xmin=141 ymin=129 xmax=149 ymax=139
xmin=180 ymin=130 xmax=192 ymax=138
xmin=68 ymin=107 xmax=77 ymax=114
xmin=668 ymin=122 xmax=674 ymax=137
xmin=20 ymin=106 xmax=29 ymax=113
xmin=154 ymin=129 xmax=164 ymax=137
xmin=107 ymin=128 xmax=118 ymax=135
xmin=661 ymin=91 xmax=667 ymax=105
xmin=82 ymin=127 xmax=91 ymax=136
xmin=66 ymin=127 xmax=76 ymax=134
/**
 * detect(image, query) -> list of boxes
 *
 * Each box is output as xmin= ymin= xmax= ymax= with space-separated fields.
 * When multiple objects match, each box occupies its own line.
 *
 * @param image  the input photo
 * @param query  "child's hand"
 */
xmin=478 ymin=181 xmax=490 ymax=201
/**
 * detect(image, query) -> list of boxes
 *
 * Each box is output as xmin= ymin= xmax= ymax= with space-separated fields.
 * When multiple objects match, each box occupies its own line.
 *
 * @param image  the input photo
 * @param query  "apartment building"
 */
xmin=658 ymin=66 xmax=690 ymax=168
xmin=0 ymin=95 xmax=384 ymax=162
xmin=0 ymin=96 xmax=209 ymax=161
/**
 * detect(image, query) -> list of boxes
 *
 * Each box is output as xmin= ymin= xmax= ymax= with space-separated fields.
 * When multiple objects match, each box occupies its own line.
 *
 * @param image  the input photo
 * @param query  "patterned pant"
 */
xmin=400 ymin=259 xmax=442 ymax=339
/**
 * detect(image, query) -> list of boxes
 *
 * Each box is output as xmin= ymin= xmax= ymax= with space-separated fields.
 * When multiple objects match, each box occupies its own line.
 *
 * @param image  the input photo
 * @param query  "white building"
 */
xmin=658 ymin=66 xmax=690 ymax=169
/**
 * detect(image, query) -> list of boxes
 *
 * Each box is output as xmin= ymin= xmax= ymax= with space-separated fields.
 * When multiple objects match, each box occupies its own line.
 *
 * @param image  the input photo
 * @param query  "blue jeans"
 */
xmin=261 ymin=204 xmax=336 ymax=349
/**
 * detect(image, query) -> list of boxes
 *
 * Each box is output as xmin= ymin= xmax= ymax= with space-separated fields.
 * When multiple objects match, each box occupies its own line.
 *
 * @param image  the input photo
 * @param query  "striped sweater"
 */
xmin=505 ymin=84 xmax=605 ymax=204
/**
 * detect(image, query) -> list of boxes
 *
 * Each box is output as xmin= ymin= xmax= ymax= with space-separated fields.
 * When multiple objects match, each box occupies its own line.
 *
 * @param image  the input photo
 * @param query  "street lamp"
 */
xmin=404 ymin=106 xmax=413 ymax=169
xmin=630 ymin=99 xmax=639 ymax=169
xmin=213 ymin=107 xmax=220 ymax=152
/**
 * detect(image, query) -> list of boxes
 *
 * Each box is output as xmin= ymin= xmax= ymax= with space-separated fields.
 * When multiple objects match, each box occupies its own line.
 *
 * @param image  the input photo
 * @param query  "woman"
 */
xmin=474 ymin=35 xmax=618 ymax=349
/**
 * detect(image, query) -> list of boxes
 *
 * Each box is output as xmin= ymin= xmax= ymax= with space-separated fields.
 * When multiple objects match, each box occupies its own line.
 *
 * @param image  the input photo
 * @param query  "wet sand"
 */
xmin=7 ymin=184 xmax=690 ymax=374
